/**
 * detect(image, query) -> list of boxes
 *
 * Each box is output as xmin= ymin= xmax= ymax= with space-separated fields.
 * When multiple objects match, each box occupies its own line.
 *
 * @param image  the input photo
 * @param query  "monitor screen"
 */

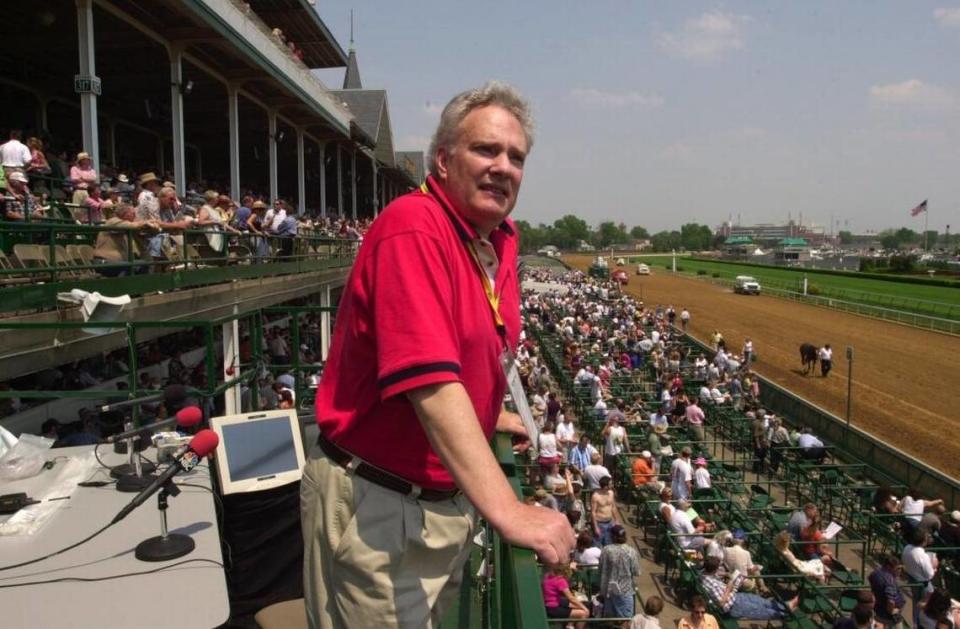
xmin=222 ymin=417 xmax=300 ymax=481
xmin=209 ymin=410 xmax=306 ymax=495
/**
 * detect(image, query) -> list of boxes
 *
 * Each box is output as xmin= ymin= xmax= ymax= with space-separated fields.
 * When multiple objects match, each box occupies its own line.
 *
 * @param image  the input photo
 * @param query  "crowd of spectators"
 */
xmin=519 ymin=264 xmax=960 ymax=627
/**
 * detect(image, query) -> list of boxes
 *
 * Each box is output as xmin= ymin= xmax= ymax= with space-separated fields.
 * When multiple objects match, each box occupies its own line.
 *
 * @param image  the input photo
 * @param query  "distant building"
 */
xmin=723 ymin=235 xmax=754 ymax=259
xmin=774 ymin=237 xmax=811 ymax=263
xmin=716 ymin=220 xmax=836 ymax=247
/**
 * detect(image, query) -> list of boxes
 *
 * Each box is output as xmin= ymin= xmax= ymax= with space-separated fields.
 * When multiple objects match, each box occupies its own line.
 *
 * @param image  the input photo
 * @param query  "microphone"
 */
xmin=103 ymin=406 xmax=203 ymax=443
xmin=111 ymin=429 xmax=219 ymax=525
xmin=100 ymin=384 xmax=188 ymax=412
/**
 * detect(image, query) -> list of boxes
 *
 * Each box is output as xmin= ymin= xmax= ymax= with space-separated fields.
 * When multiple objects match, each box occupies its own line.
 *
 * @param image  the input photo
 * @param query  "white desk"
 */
xmin=0 ymin=445 xmax=229 ymax=629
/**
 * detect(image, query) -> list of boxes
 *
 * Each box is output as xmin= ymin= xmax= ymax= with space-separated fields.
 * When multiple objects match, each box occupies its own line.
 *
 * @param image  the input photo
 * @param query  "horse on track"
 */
xmin=799 ymin=343 xmax=818 ymax=375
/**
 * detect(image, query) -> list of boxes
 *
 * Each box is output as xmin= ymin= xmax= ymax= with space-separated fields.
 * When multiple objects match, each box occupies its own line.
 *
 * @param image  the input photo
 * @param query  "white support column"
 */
xmin=106 ymin=122 xmax=117 ymax=167
xmin=168 ymin=45 xmax=186 ymax=196
xmin=335 ymin=144 xmax=343 ymax=216
xmin=76 ymin=0 xmax=100 ymax=171
xmin=371 ymin=158 xmax=378 ymax=217
xmin=38 ymin=98 xmax=49 ymax=132
xmin=227 ymin=85 xmax=240 ymax=199
xmin=320 ymin=287 xmax=331 ymax=361
xmin=222 ymin=315 xmax=242 ymax=415
xmin=296 ymin=128 xmax=305 ymax=215
xmin=318 ymin=141 xmax=327 ymax=217
xmin=268 ymin=111 xmax=278 ymax=202
xmin=350 ymin=149 xmax=357 ymax=220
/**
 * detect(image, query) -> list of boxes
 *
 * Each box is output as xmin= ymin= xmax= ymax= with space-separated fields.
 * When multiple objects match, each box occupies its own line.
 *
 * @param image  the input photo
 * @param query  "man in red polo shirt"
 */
xmin=301 ymin=82 xmax=575 ymax=628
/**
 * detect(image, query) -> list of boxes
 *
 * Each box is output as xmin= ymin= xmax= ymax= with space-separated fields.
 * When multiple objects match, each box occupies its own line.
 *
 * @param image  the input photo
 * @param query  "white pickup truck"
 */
xmin=734 ymin=275 xmax=761 ymax=295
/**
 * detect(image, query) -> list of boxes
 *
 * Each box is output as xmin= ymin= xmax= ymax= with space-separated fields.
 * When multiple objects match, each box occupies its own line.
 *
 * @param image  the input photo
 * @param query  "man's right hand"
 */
xmin=496 ymin=503 xmax=576 ymax=565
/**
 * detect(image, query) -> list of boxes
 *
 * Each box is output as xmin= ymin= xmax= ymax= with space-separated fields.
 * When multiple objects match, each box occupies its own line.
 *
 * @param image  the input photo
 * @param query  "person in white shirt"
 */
xmin=555 ymin=415 xmax=577 ymax=455
xmin=668 ymin=500 xmax=705 ymax=550
xmin=0 ymin=130 xmax=32 ymax=174
xmin=901 ymin=488 xmax=944 ymax=524
xmin=582 ymin=452 xmax=612 ymax=490
xmin=902 ymin=528 xmax=939 ymax=628
xmin=797 ymin=427 xmax=827 ymax=464
xmin=742 ymin=338 xmax=754 ymax=364
xmin=818 ymin=344 xmax=833 ymax=377
xmin=693 ymin=457 xmax=712 ymax=492
xmin=602 ymin=415 xmax=628 ymax=478
xmin=671 ymin=447 xmax=694 ymax=500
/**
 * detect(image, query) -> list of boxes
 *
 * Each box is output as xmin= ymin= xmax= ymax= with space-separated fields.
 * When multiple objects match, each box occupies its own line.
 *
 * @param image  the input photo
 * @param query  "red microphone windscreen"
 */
xmin=175 ymin=406 xmax=203 ymax=427
xmin=188 ymin=429 xmax=220 ymax=457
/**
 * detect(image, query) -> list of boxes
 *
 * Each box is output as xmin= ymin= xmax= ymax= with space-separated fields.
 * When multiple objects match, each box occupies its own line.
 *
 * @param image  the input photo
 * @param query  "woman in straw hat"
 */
xmin=70 ymin=152 xmax=98 ymax=205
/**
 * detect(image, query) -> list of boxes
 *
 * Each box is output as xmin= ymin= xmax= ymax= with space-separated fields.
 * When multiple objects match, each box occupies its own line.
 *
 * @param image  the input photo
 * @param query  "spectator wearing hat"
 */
xmin=70 ymin=152 xmax=98 ymax=205
xmin=693 ymin=457 xmax=712 ymax=497
xmin=92 ymin=204 xmax=155 ymax=276
xmin=632 ymin=450 xmax=663 ymax=495
xmin=136 ymin=172 xmax=161 ymax=221
xmin=114 ymin=173 xmax=134 ymax=201
xmin=938 ymin=511 xmax=960 ymax=547
xmin=1 ymin=171 xmax=40 ymax=221
xmin=599 ymin=523 xmax=642 ymax=622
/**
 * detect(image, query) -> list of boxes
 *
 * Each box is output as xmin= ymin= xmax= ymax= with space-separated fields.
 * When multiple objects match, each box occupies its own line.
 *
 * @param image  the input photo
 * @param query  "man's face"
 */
xmin=159 ymin=193 xmax=174 ymax=209
xmin=435 ymin=105 xmax=527 ymax=234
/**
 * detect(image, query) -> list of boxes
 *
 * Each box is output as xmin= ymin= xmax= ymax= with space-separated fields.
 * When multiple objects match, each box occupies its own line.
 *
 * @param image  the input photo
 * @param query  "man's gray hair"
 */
xmin=427 ymin=81 xmax=534 ymax=176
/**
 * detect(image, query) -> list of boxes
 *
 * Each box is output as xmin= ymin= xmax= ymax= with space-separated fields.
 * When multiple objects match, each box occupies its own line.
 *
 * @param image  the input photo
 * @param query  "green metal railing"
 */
xmin=0 ymin=220 xmax=356 ymax=312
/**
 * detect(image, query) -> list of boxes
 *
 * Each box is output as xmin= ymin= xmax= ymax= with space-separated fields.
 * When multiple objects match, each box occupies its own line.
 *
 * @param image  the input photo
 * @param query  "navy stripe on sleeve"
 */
xmin=378 ymin=362 xmax=461 ymax=389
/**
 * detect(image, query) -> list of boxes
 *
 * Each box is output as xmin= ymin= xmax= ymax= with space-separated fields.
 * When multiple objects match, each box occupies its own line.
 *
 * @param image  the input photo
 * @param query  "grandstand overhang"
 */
xmin=242 ymin=0 xmax=348 ymax=69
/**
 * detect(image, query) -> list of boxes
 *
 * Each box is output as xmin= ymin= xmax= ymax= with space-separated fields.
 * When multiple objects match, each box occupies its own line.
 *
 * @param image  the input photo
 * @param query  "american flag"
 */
xmin=909 ymin=200 xmax=927 ymax=217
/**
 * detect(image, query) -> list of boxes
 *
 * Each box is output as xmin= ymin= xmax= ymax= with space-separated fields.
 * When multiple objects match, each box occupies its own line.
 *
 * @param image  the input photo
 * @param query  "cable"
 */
xmin=0 ymin=558 xmax=224 ymax=588
xmin=176 ymin=482 xmax=232 ymax=571
xmin=0 ymin=521 xmax=115 ymax=572
xmin=93 ymin=442 xmax=111 ymax=471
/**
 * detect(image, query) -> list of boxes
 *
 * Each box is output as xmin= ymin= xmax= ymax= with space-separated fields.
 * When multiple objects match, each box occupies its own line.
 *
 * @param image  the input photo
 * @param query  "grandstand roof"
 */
xmin=777 ymin=237 xmax=809 ymax=247
xmin=333 ymin=90 xmax=396 ymax=167
xmin=724 ymin=236 xmax=753 ymax=245
xmin=245 ymin=0 xmax=348 ymax=69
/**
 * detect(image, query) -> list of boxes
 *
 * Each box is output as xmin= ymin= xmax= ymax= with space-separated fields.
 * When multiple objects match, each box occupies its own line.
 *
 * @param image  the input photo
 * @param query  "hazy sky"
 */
xmin=314 ymin=2 xmax=960 ymax=234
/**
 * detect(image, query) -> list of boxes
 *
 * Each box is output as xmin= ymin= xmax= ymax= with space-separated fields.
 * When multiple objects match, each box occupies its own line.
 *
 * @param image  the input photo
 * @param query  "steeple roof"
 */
xmin=343 ymin=49 xmax=362 ymax=89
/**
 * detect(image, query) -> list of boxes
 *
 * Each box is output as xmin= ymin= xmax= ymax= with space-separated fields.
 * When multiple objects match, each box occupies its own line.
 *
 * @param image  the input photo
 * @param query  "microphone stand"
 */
xmin=134 ymin=481 xmax=195 ymax=562
xmin=112 ymin=422 xmax=158 ymax=492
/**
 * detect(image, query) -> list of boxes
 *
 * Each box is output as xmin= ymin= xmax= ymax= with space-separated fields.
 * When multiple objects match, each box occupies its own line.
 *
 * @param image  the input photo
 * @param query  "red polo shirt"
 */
xmin=314 ymin=176 xmax=521 ymax=490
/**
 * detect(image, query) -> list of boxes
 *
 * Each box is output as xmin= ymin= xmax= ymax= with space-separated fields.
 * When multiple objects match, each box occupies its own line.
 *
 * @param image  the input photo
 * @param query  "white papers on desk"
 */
xmin=823 ymin=521 xmax=843 ymax=540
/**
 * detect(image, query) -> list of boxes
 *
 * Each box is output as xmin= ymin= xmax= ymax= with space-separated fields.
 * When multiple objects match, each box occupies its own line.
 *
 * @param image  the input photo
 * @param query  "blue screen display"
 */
xmin=221 ymin=417 xmax=300 ymax=482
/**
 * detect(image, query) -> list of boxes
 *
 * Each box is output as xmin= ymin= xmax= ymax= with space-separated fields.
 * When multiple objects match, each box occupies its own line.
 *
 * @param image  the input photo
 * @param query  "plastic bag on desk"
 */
xmin=0 ymin=453 xmax=97 ymax=536
xmin=0 ymin=434 xmax=54 ymax=481
xmin=0 ymin=425 xmax=18 ymax=459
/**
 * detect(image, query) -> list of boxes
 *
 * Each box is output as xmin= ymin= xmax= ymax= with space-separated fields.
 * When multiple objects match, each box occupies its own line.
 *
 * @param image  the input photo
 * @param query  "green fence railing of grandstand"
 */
xmin=0 ymin=221 xmax=356 ymax=311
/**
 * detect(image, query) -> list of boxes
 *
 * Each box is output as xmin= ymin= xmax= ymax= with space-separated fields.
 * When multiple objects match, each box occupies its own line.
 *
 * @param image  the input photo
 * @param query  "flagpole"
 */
xmin=924 ymin=203 xmax=929 ymax=250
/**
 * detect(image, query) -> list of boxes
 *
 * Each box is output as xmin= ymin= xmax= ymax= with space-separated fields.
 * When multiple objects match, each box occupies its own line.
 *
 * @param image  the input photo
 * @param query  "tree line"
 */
xmin=513 ymin=214 xmax=716 ymax=254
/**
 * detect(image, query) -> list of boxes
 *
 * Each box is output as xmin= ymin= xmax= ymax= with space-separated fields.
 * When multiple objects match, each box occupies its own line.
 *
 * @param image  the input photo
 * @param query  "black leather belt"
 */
xmin=316 ymin=433 xmax=460 ymax=502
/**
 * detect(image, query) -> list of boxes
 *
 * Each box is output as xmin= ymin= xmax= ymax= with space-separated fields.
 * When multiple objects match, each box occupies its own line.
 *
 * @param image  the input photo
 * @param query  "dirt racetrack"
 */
xmin=566 ymin=256 xmax=960 ymax=479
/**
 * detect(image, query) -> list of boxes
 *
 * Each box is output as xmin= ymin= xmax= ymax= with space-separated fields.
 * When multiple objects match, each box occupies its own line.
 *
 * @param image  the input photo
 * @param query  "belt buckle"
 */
xmin=343 ymin=455 xmax=362 ymax=476
xmin=406 ymin=484 xmax=422 ymax=500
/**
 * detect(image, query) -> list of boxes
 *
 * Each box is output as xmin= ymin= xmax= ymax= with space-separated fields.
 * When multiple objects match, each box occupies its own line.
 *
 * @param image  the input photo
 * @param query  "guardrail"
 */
xmin=0 ymin=220 xmax=357 ymax=311
xmin=682 ymin=334 xmax=960 ymax=509
xmin=674 ymin=270 xmax=960 ymax=335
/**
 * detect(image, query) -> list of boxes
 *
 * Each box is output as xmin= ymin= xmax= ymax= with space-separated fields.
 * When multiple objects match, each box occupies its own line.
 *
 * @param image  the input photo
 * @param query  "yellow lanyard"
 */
xmin=422 ymin=181 xmax=506 ymax=339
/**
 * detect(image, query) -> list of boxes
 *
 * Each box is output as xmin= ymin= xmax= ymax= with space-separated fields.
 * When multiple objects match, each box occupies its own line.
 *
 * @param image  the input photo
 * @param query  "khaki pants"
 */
xmin=300 ymin=446 xmax=477 ymax=629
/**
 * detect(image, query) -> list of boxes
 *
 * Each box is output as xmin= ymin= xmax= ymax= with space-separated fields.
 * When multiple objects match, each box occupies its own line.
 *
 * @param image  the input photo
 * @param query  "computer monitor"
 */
xmin=208 ymin=409 xmax=306 ymax=495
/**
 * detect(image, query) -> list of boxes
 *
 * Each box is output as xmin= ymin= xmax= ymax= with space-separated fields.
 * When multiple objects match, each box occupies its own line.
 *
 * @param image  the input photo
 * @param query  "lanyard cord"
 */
xmin=422 ymin=181 xmax=506 ymax=340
